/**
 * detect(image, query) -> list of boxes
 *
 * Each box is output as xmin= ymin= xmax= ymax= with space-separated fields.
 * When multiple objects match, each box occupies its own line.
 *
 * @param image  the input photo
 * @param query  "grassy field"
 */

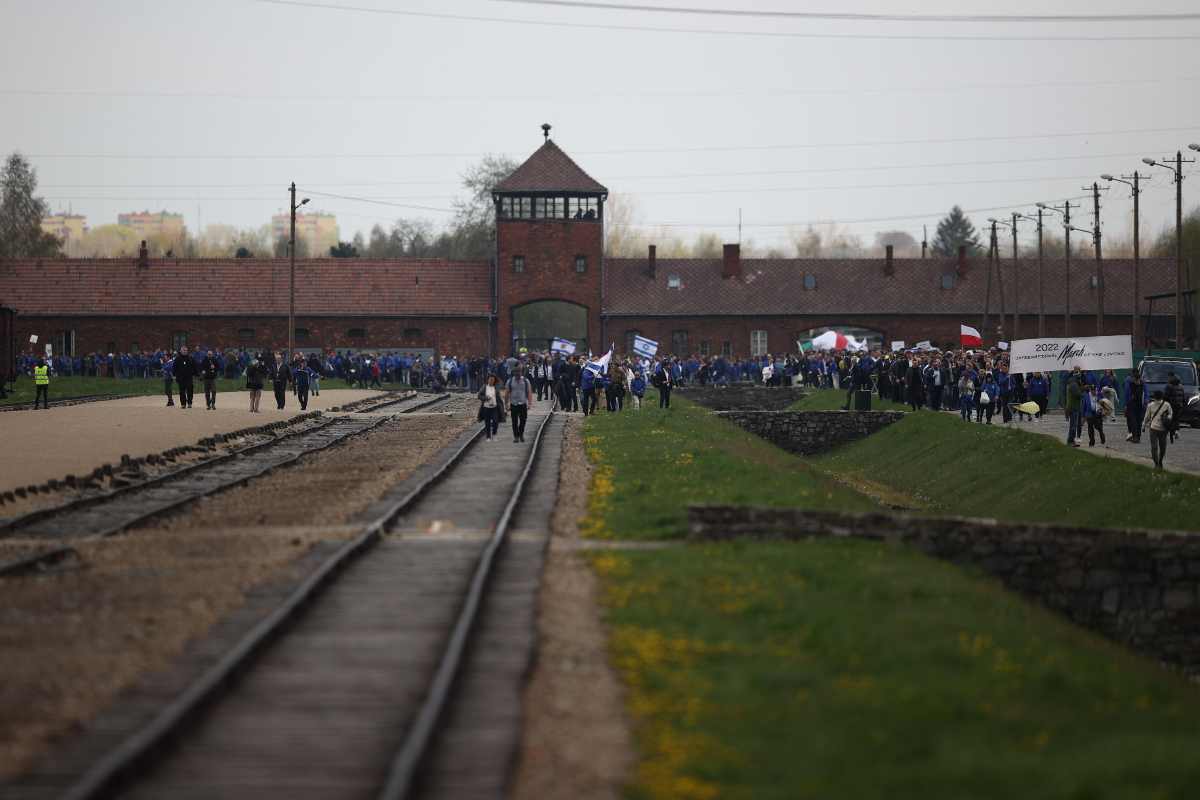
xmin=788 ymin=387 xmax=910 ymax=412
xmin=596 ymin=543 xmax=1200 ymax=800
xmin=815 ymin=411 xmax=1200 ymax=532
xmin=0 ymin=376 xmax=249 ymax=406
xmin=583 ymin=398 xmax=1200 ymax=799
xmin=580 ymin=400 xmax=875 ymax=541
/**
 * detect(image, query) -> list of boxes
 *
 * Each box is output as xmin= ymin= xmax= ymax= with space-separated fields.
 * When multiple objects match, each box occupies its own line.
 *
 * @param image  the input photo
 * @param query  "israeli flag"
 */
xmin=550 ymin=337 xmax=576 ymax=355
xmin=584 ymin=347 xmax=613 ymax=376
xmin=632 ymin=335 xmax=658 ymax=359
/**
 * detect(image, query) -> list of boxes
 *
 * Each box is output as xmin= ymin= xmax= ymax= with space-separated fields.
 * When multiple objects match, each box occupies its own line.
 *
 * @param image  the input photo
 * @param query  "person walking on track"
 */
xmin=505 ymin=365 xmax=534 ymax=443
xmin=33 ymin=357 xmax=50 ymax=409
xmin=478 ymin=374 xmax=501 ymax=440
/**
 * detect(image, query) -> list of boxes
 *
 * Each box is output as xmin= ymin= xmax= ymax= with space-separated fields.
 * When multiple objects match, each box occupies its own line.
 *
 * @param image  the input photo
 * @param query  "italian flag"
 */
xmin=960 ymin=324 xmax=983 ymax=348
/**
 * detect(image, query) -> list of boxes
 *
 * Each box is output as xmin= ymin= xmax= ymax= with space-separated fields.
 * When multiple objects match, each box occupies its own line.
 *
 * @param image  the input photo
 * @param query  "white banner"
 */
xmin=1009 ymin=335 xmax=1133 ymax=375
xmin=29 ymin=334 xmax=39 ymax=344
xmin=890 ymin=341 xmax=905 ymax=352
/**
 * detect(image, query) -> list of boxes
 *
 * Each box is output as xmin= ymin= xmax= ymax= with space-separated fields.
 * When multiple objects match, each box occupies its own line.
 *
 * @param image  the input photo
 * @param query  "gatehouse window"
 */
xmin=348 ymin=327 xmax=367 ymax=339
xmin=671 ymin=330 xmax=689 ymax=355
xmin=513 ymin=255 xmax=525 ymax=273
xmin=750 ymin=330 xmax=768 ymax=356
xmin=574 ymin=255 xmax=587 ymax=274
xmin=172 ymin=331 xmax=188 ymax=350
xmin=700 ymin=340 xmax=711 ymax=356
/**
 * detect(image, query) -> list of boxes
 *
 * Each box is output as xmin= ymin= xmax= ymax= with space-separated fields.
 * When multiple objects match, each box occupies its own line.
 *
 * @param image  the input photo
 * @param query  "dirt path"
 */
xmin=0 ymin=412 xmax=470 ymax=781
xmin=0 ymin=388 xmax=387 ymax=492
xmin=512 ymin=415 xmax=634 ymax=800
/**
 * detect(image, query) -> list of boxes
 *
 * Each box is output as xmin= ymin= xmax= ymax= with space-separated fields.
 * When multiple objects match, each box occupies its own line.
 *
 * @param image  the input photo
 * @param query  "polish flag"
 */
xmin=960 ymin=324 xmax=983 ymax=348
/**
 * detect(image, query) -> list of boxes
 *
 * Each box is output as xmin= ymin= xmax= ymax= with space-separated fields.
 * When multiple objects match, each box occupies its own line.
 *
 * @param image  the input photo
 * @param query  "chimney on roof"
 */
xmin=722 ymin=243 xmax=741 ymax=280
xmin=956 ymin=245 xmax=967 ymax=275
xmin=884 ymin=244 xmax=895 ymax=276
xmin=137 ymin=240 xmax=149 ymax=269
xmin=542 ymin=123 xmax=552 ymax=141
xmin=648 ymin=244 xmax=656 ymax=278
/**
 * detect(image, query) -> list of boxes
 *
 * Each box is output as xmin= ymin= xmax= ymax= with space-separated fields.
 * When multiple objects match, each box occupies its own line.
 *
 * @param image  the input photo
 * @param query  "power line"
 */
xmin=8 ymin=74 xmax=1200 ymax=102
xmin=484 ymin=0 xmax=1200 ymax=24
xmin=251 ymin=0 xmax=1200 ymax=41
xmin=36 ymin=150 xmax=1168 ymax=190
xmin=23 ymin=122 xmax=1200 ymax=160
xmin=300 ymin=189 xmax=457 ymax=214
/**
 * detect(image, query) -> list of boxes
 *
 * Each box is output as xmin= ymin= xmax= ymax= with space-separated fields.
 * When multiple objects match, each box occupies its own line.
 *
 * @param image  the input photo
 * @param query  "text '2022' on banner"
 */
xmin=1008 ymin=335 xmax=1134 ymax=374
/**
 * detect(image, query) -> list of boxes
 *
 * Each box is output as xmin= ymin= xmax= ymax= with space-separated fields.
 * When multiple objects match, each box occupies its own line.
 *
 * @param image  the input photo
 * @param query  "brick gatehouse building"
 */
xmin=0 ymin=132 xmax=1187 ymax=358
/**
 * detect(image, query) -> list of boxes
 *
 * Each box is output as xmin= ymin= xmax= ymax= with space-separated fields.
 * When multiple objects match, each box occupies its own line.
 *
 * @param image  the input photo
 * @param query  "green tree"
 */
xmin=0 ymin=152 xmax=62 ymax=258
xmin=329 ymin=240 xmax=359 ymax=258
xmin=931 ymin=205 xmax=982 ymax=257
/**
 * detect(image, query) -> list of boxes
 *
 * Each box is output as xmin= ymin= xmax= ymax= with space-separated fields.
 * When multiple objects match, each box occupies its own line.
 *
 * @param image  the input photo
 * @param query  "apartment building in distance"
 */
xmin=40 ymin=213 xmax=89 ymax=245
xmin=117 ymin=210 xmax=187 ymax=244
xmin=270 ymin=211 xmax=339 ymax=256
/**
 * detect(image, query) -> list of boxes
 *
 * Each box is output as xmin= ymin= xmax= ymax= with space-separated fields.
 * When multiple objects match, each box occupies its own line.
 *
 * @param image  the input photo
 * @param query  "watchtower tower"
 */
xmin=493 ymin=124 xmax=607 ymax=356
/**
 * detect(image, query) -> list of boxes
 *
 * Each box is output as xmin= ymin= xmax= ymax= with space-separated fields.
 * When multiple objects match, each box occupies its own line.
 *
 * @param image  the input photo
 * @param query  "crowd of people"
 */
xmin=15 ymin=341 xmax=1193 ymax=469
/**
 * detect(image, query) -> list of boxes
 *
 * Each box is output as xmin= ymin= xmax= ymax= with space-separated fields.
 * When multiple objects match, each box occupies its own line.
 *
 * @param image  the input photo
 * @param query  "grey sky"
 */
xmin=3 ymin=0 xmax=1199 ymax=252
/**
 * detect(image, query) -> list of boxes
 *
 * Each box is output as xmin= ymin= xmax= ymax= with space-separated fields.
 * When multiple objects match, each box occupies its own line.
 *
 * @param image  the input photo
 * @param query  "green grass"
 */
xmin=814 ymin=411 xmax=1200 ymax=532
xmin=595 ymin=542 xmax=1200 ymax=800
xmin=788 ymin=387 xmax=911 ymax=412
xmin=584 ymin=395 xmax=1200 ymax=799
xmin=0 ymin=376 xmax=249 ymax=405
xmin=581 ymin=399 xmax=876 ymax=541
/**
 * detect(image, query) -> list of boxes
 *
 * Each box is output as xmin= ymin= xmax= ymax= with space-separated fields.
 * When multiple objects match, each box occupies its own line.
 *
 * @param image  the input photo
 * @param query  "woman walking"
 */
xmin=477 ymin=374 xmax=501 ymax=440
xmin=246 ymin=357 xmax=265 ymax=413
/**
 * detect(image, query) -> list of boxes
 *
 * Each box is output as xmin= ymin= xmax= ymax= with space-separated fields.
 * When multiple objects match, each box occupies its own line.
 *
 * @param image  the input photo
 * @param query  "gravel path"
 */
xmin=0 ymin=410 xmax=471 ymax=782
xmin=0 ymin=389 xmax=387 ymax=492
xmin=513 ymin=415 xmax=634 ymax=800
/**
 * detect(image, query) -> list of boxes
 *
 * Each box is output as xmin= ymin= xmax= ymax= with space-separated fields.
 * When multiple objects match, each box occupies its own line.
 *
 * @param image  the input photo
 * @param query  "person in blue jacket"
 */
xmin=580 ymin=366 xmax=597 ymax=416
xmin=1123 ymin=370 xmax=1149 ymax=443
xmin=1027 ymin=372 xmax=1049 ymax=418
xmin=978 ymin=372 xmax=1000 ymax=424
xmin=630 ymin=370 xmax=646 ymax=410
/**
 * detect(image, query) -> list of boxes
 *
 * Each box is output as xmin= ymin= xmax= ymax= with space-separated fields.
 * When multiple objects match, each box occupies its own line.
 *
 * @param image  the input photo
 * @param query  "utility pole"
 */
xmin=1144 ymin=149 xmax=1197 ymax=350
xmin=289 ymin=182 xmax=296 ymax=362
xmin=1037 ymin=207 xmax=1045 ymax=337
xmin=1010 ymin=212 xmax=1020 ymax=341
xmin=993 ymin=221 xmax=1007 ymax=342
xmin=1083 ymin=181 xmax=1107 ymax=336
xmin=982 ymin=220 xmax=996 ymax=336
xmin=1064 ymin=201 xmax=1074 ymax=338
xmin=1132 ymin=172 xmax=1141 ymax=348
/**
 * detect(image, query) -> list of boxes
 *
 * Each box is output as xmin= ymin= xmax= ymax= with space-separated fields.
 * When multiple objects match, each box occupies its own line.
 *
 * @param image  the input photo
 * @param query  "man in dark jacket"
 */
xmin=1163 ymin=373 xmax=1186 ymax=442
xmin=174 ymin=346 xmax=198 ymax=409
xmin=200 ymin=350 xmax=220 ymax=410
xmin=272 ymin=352 xmax=290 ymax=410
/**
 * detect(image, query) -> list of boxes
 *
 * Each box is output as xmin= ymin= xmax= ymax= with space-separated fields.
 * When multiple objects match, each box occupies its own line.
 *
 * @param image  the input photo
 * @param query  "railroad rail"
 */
xmin=0 ymin=393 xmax=120 ymax=413
xmin=45 ymin=408 xmax=557 ymax=800
xmin=0 ymin=391 xmax=450 ymax=577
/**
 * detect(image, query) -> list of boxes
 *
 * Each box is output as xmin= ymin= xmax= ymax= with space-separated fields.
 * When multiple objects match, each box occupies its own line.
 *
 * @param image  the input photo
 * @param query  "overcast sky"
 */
xmin=3 ymin=0 xmax=1199 ymax=252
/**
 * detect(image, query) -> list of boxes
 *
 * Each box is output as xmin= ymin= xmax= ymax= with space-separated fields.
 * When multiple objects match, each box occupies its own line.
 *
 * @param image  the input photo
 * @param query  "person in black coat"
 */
xmin=173 ymin=346 xmax=198 ymax=409
xmin=199 ymin=350 xmax=220 ymax=409
xmin=272 ymin=352 xmax=290 ymax=410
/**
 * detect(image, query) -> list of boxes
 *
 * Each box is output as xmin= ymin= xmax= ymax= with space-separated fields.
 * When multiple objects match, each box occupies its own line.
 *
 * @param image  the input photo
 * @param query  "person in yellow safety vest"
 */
xmin=33 ymin=358 xmax=50 ymax=410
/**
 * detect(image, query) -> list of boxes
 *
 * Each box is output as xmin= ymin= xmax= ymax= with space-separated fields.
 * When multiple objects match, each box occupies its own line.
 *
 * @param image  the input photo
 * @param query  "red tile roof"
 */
xmin=494 ymin=140 xmax=608 ymax=194
xmin=0 ymin=259 xmax=492 ymax=317
xmin=603 ymin=257 xmax=1178 ymax=317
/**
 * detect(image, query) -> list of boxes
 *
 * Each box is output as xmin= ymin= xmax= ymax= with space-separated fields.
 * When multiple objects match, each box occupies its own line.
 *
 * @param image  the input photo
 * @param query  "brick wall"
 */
xmin=714 ymin=410 xmax=905 ymax=455
xmin=601 ymin=313 xmax=1145 ymax=356
xmin=14 ymin=315 xmax=490 ymax=356
xmin=676 ymin=386 xmax=807 ymax=411
xmin=497 ymin=218 xmax=603 ymax=352
xmin=688 ymin=506 xmax=1200 ymax=677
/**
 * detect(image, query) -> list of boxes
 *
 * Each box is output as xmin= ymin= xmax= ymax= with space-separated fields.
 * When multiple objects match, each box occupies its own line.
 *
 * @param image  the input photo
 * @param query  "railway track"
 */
xmin=34 ymin=406 xmax=561 ymax=800
xmin=0 ymin=393 xmax=119 ymax=413
xmin=0 ymin=391 xmax=451 ymax=577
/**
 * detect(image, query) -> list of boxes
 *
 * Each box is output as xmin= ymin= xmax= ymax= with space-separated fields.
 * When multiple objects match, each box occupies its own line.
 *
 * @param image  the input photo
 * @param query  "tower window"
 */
xmin=568 ymin=197 xmax=599 ymax=220
xmin=513 ymin=255 xmax=525 ymax=273
xmin=500 ymin=197 xmax=532 ymax=219
xmin=535 ymin=196 xmax=564 ymax=219
xmin=575 ymin=255 xmax=587 ymax=274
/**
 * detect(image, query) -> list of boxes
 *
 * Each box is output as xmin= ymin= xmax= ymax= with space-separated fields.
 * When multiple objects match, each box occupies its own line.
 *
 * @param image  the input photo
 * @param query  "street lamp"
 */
xmin=289 ymin=182 xmax=310 ymax=362
xmin=1143 ymin=147 xmax=1198 ymax=350
xmin=1016 ymin=209 xmax=1045 ymax=336
xmin=1102 ymin=172 xmax=1146 ymax=348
